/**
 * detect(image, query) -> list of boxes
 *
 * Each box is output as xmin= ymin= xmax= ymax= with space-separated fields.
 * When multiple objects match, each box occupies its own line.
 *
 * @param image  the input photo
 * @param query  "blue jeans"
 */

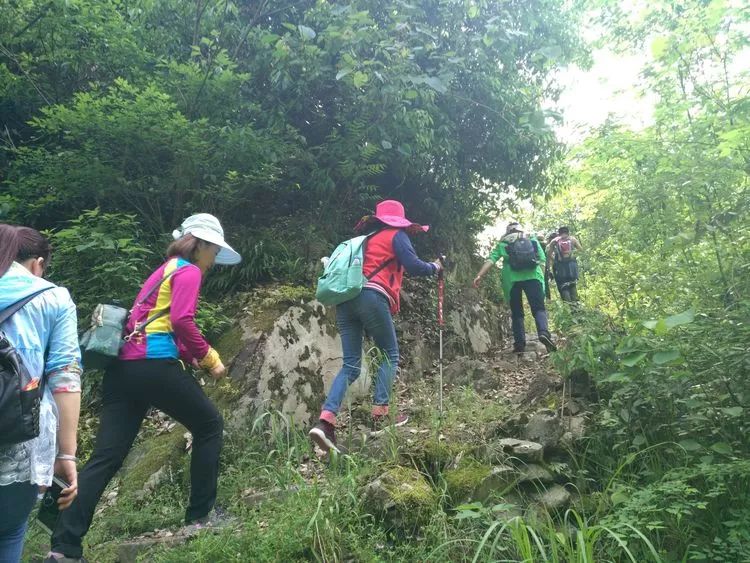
xmin=322 ymin=289 xmax=399 ymax=415
xmin=0 ymin=481 xmax=38 ymax=563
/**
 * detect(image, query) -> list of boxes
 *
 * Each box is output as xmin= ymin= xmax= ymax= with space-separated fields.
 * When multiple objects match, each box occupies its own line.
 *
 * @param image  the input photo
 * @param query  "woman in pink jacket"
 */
xmin=49 ymin=214 xmax=240 ymax=562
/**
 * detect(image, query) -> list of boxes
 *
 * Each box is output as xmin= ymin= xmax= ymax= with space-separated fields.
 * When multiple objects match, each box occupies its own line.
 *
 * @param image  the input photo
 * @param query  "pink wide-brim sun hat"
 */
xmin=374 ymin=200 xmax=429 ymax=232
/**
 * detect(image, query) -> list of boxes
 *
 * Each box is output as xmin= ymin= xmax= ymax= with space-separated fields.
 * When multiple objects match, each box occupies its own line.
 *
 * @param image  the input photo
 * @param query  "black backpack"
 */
xmin=506 ymin=235 xmax=540 ymax=271
xmin=0 ymin=288 xmax=52 ymax=446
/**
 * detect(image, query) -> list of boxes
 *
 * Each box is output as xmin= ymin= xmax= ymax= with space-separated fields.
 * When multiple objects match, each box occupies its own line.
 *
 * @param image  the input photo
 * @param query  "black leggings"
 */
xmin=52 ymin=359 xmax=223 ymax=558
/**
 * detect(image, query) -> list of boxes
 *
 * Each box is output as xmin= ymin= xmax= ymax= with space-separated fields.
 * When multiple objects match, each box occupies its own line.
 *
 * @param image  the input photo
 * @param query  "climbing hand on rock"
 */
xmin=210 ymin=360 xmax=227 ymax=380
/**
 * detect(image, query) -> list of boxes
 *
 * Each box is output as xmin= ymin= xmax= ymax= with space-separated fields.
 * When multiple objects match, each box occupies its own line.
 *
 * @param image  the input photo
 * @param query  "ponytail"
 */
xmin=0 ymin=224 xmax=20 ymax=277
xmin=0 ymin=224 xmax=52 ymax=277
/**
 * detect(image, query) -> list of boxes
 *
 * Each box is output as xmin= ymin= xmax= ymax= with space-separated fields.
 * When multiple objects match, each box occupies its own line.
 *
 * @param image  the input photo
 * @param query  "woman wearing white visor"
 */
xmin=49 ymin=214 xmax=240 ymax=562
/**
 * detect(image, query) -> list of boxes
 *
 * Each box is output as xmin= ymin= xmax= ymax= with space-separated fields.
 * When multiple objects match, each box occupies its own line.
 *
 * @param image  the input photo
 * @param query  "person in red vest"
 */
xmin=309 ymin=200 xmax=442 ymax=453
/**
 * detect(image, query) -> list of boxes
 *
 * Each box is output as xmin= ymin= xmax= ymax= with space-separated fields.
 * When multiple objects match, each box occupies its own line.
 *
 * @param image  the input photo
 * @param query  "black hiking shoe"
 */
xmin=538 ymin=331 xmax=557 ymax=353
xmin=308 ymin=420 xmax=339 ymax=453
xmin=513 ymin=342 xmax=526 ymax=354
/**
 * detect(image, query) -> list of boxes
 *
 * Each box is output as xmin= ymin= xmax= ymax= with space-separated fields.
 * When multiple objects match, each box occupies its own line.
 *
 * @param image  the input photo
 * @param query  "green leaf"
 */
xmin=352 ymin=71 xmax=369 ymax=88
xmin=611 ymin=490 xmax=629 ymax=506
xmin=710 ymin=442 xmax=733 ymax=456
xmin=335 ymin=68 xmax=353 ymax=80
xmin=651 ymin=36 xmax=669 ymax=58
xmin=642 ymin=317 xmax=669 ymax=335
xmin=652 ymin=349 xmax=680 ymax=365
xmin=621 ymin=352 xmax=647 ymax=367
xmin=722 ymin=407 xmax=743 ymax=418
xmin=603 ymin=372 xmax=628 ymax=383
xmin=424 ymin=76 xmax=447 ymax=93
xmin=664 ymin=309 xmax=694 ymax=329
xmin=456 ymin=502 xmax=482 ymax=511
xmin=678 ymin=439 xmax=702 ymax=452
xmin=397 ymin=143 xmax=412 ymax=157
xmin=298 ymin=25 xmax=316 ymax=40
xmin=381 ymin=140 xmax=392 ymax=149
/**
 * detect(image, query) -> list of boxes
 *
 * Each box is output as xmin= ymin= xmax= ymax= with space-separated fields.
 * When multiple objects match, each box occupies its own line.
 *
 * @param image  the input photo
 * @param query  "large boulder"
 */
xmin=230 ymin=299 xmax=372 ymax=426
xmin=225 ymin=283 xmax=509 ymax=426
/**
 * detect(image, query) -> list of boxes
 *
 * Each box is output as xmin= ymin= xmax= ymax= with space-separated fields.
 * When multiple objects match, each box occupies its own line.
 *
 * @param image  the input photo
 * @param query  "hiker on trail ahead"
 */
xmin=49 ymin=214 xmax=240 ymax=563
xmin=0 ymin=226 xmax=82 ymax=563
xmin=546 ymin=226 xmax=582 ymax=302
xmin=473 ymin=222 xmax=556 ymax=354
xmin=309 ymin=200 xmax=442 ymax=454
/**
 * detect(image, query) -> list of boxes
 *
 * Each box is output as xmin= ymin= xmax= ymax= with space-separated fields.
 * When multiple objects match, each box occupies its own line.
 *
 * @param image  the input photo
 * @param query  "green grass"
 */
xmin=23 ymin=392 xmax=668 ymax=563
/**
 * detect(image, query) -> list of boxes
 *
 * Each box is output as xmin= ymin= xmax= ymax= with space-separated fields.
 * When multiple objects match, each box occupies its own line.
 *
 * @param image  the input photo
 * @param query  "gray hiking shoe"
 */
xmin=44 ymin=554 xmax=88 ymax=563
xmin=538 ymin=331 xmax=557 ymax=352
xmin=185 ymin=507 xmax=234 ymax=530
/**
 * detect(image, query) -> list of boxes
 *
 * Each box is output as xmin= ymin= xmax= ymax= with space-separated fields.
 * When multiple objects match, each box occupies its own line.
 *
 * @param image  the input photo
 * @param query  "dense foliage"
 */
xmin=533 ymin=0 xmax=750 ymax=559
xmin=1 ymin=0 xmax=582 ymax=299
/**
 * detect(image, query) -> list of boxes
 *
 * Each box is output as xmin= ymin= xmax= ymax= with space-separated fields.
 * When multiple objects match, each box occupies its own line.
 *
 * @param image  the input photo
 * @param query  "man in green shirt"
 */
xmin=473 ymin=222 xmax=556 ymax=354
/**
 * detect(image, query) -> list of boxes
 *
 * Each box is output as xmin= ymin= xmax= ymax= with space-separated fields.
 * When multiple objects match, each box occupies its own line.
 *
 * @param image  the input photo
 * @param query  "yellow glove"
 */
xmin=198 ymin=347 xmax=222 ymax=371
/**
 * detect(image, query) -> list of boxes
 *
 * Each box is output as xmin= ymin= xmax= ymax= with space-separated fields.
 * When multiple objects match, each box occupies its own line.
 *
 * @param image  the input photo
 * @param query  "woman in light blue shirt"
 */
xmin=0 ymin=225 xmax=82 ymax=563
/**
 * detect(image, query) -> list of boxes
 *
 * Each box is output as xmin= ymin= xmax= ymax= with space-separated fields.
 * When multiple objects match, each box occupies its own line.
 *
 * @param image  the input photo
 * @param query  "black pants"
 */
xmin=556 ymin=280 xmax=579 ymax=302
xmin=52 ymin=359 xmax=223 ymax=557
xmin=509 ymin=279 xmax=549 ymax=346
xmin=554 ymin=260 xmax=579 ymax=302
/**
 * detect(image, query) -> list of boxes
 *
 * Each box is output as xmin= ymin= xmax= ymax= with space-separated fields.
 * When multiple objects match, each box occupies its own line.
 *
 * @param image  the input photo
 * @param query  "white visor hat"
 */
xmin=172 ymin=213 xmax=241 ymax=265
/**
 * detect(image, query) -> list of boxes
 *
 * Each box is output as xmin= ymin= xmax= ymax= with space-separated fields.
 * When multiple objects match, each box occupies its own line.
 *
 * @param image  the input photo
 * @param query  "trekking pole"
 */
xmin=437 ymin=256 xmax=446 ymax=420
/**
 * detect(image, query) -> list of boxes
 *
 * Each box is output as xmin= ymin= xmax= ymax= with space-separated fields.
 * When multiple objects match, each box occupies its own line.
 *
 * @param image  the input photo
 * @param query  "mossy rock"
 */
xmin=119 ymin=430 xmax=186 ymax=501
xmin=443 ymin=459 xmax=493 ymax=501
xmin=402 ymin=436 xmax=475 ymax=475
xmin=214 ymin=324 xmax=245 ymax=363
xmin=363 ymin=466 xmax=438 ymax=529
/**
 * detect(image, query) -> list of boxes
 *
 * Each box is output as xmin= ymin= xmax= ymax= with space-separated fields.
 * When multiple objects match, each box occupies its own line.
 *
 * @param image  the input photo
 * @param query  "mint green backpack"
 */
xmin=316 ymin=234 xmax=392 ymax=306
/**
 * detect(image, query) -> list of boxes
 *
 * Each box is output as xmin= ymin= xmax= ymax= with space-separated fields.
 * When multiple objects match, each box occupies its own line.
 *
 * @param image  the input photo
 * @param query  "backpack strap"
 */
xmin=135 ymin=266 xmax=180 ymax=307
xmin=0 ymin=288 xmax=54 ymax=394
xmin=366 ymin=258 xmax=394 ymax=280
xmin=0 ymin=288 xmax=53 ymax=327
xmin=362 ymin=229 xmax=396 ymax=281
xmin=124 ymin=264 xmax=181 ymax=341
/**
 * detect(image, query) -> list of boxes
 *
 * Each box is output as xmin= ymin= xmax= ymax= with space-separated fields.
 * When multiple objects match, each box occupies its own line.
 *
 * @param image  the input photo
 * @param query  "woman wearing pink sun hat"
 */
xmin=309 ymin=200 xmax=442 ymax=453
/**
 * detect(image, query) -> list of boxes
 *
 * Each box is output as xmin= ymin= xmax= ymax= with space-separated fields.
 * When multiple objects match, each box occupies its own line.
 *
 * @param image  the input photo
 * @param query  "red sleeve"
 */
xmin=169 ymin=265 xmax=210 ymax=363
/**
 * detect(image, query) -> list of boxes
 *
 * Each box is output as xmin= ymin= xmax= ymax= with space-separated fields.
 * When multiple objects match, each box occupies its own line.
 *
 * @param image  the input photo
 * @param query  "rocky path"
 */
xmin=60 ymin=334 xmax=589 ymax=563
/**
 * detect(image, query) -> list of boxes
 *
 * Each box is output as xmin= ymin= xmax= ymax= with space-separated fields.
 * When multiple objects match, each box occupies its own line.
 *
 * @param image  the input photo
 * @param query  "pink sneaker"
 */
xmin=372 ymin=412 xmax=409 ymax=432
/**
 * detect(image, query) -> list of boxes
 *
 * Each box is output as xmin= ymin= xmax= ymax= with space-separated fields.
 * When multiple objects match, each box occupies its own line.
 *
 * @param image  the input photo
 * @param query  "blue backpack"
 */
xmin=316 ymin=234 xmax=392 ymax=306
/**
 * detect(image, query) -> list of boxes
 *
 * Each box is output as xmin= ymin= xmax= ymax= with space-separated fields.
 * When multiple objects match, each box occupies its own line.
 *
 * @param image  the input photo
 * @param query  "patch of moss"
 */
xmin=213 ymin=324 xmax=244 ymax=363
xmin=404 ymin=436 xmax=475 ymax=476
xmin=260 ymin=284 xmax=315 ymax=308
xmin=119 ymin=430 xmax=186 ymax=500
xmin=443 ymin=459 xmax=492 ymax=500
xmin=366 ymin=466 xmax=438 ymax=528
